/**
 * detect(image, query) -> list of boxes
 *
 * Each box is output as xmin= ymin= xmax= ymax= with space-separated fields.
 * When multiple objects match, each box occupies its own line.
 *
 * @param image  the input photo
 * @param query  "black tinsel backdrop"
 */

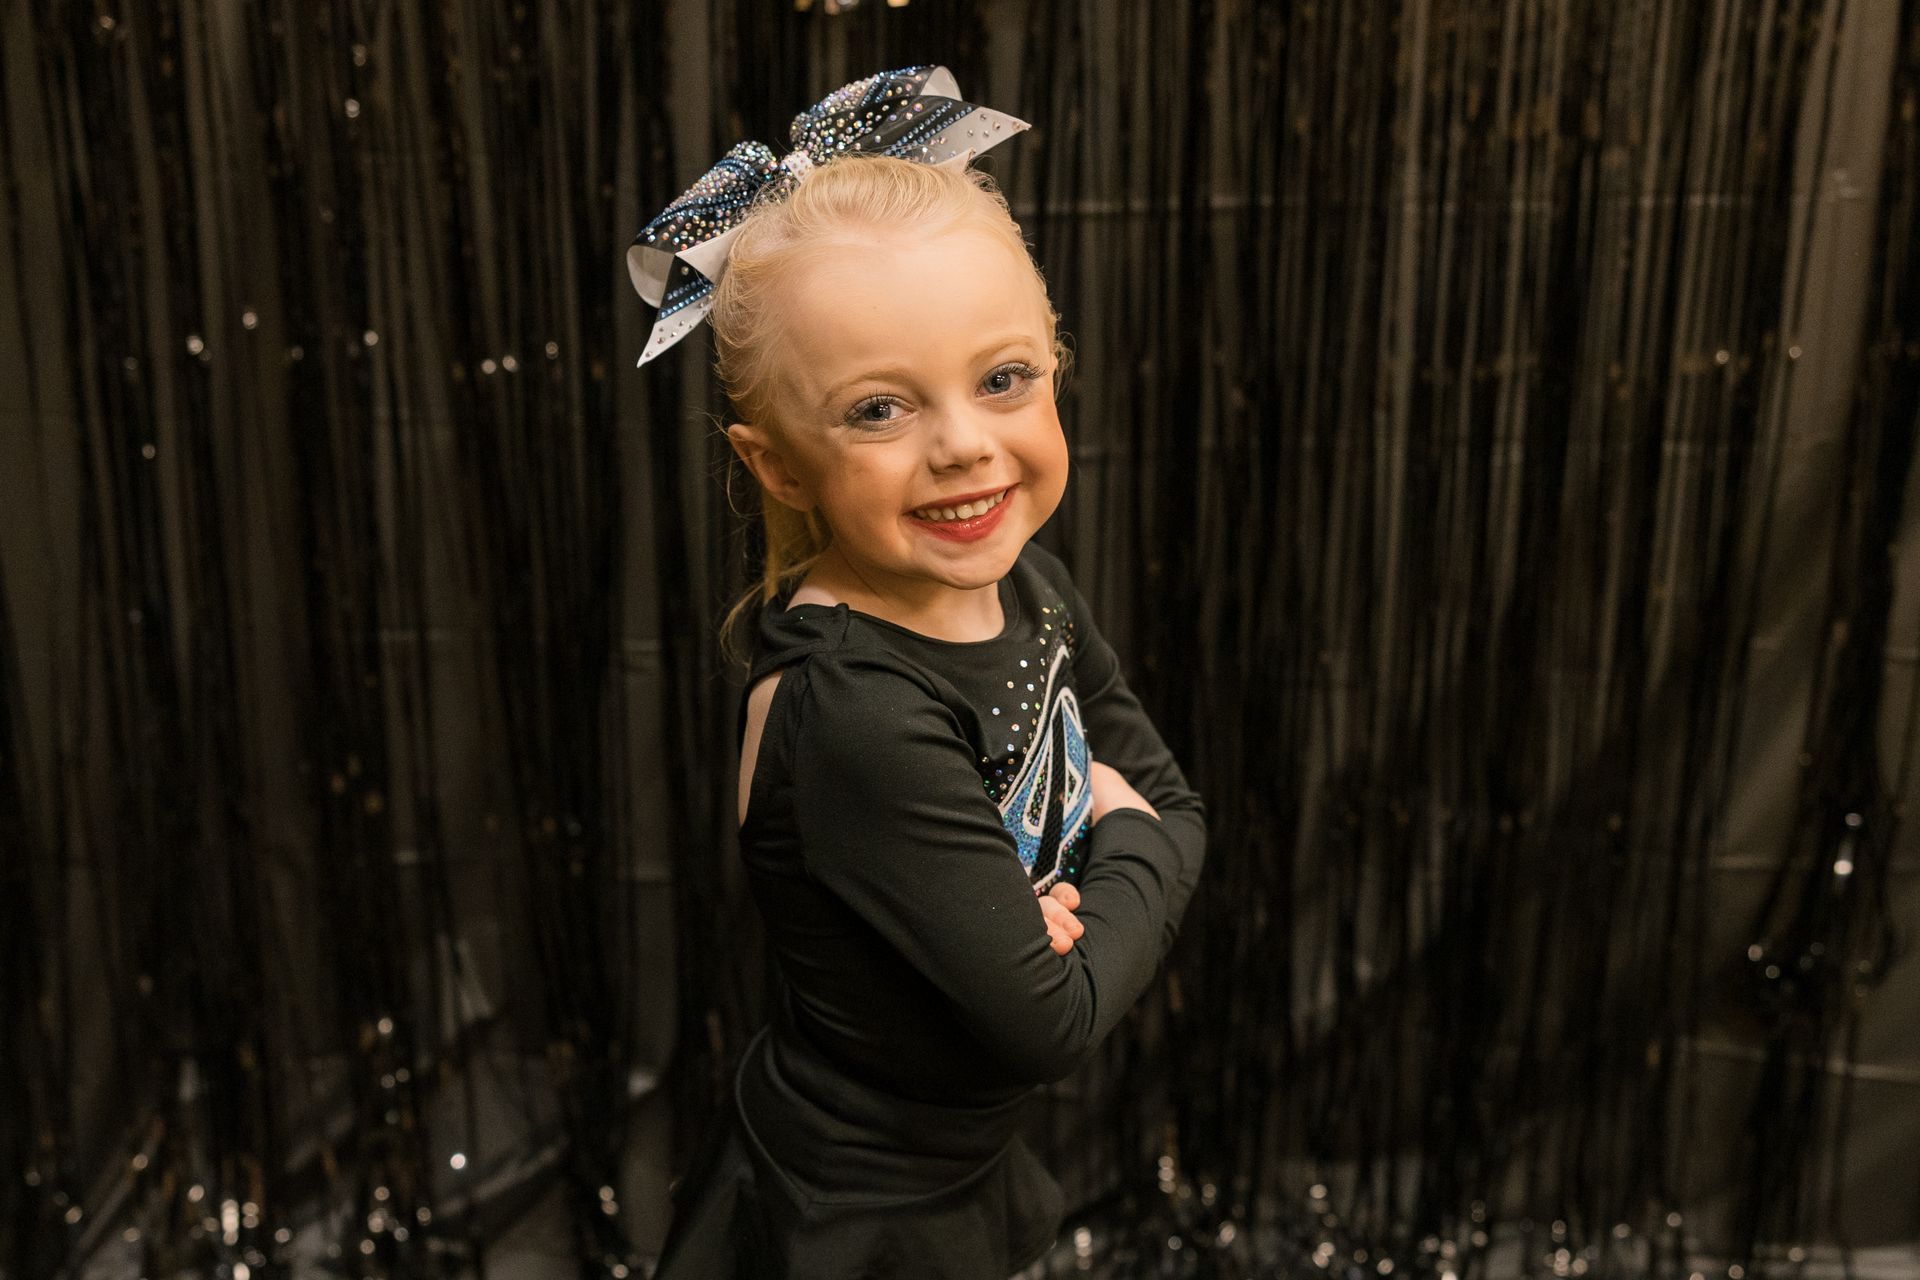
xmin=2 ymin=1 xmax=1918 ymax=1277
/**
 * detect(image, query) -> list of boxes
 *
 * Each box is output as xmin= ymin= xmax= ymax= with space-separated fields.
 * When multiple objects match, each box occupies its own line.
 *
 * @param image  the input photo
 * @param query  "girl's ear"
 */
xmin=726 ymin=422 xmax=816 ymax=512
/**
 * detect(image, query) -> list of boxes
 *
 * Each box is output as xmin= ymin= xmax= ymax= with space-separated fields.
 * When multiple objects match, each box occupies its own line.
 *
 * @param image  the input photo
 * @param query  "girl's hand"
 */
xmin=1089 ymin=761 xmax=1159 ymax=823
xmin=1039 ymin=881 xmax=1084 ymax=954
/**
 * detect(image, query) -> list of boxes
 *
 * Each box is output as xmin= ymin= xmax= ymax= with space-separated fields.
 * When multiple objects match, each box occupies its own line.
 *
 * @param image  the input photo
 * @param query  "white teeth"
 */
xmin=913 ymin=488 xmax=1008 ymax=522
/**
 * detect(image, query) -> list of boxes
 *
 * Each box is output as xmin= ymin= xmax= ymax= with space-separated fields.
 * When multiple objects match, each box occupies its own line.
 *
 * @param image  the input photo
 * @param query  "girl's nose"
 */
xmin=925 ymin=404 xmax=997 ymax=471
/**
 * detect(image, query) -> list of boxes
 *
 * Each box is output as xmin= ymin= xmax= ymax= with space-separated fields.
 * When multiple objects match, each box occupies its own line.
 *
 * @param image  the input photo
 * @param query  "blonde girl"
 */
xmin=637 ymin=67 xmax=1207 ymax=1280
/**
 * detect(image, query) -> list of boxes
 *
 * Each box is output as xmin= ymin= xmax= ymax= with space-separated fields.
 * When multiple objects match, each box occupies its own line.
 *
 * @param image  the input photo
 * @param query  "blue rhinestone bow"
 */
xmin=627 ymin=64 xmax=1030 ymax=366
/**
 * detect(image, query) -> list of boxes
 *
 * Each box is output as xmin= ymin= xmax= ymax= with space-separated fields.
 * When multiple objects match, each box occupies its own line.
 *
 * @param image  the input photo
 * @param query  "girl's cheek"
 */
xmin=822 ymin=459 xmax=900 ymax=515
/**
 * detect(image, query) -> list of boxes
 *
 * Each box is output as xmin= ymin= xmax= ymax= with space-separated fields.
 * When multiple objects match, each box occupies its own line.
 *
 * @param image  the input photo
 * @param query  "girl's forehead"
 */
xmin=774 ymin=226 xmax=1049 ymax=376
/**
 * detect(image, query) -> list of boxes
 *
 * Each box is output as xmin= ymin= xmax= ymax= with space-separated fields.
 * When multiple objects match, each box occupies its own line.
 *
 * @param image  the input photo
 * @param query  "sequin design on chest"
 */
xmin=983 ymin=611 xmax=1091 ymax=893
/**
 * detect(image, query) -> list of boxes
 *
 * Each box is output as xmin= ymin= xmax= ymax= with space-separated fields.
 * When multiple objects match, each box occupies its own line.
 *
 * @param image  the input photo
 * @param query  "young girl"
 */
xmin=636 ymin=68 xmax=1208 ymax=1280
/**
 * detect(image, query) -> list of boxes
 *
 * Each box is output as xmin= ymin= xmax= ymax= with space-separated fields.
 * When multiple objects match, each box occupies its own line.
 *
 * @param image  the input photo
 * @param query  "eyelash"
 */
xmin=842 ymin=361 xmax=1046 ymax=430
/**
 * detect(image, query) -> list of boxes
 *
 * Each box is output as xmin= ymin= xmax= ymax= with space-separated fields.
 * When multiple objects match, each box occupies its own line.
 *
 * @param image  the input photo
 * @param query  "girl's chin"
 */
xmin=851 ymin=540 xmax=1015 ymax=588
xmin=916 ymin=543 xmax=1023 ymax=588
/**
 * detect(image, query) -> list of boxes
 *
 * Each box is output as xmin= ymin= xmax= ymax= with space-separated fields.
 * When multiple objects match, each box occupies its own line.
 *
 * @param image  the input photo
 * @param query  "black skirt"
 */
xmin=651 ymin=1035 xmax=1064 ymax=1279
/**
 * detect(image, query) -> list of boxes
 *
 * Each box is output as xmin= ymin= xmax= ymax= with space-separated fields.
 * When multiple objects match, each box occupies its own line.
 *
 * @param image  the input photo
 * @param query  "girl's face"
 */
xmin=730 ymin=222 xmax=1069 ymax=604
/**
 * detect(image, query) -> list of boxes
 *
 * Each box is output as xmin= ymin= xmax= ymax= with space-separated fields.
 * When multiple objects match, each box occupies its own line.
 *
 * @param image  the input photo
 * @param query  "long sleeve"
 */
xmin=1039 ymin=547 xmax=1209 ymax=958
xmin=787 ymin=647 xmax=1191 ymax=1085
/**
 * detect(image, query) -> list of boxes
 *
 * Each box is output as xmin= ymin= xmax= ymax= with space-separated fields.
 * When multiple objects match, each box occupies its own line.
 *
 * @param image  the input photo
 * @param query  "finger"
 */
xmin=1040 ymin=895 xmax=1084 ymax=940
xmin=1039 ymin=900 xmax=1079 ymax=952
xmin=1049 ymin=882 xmax=1081 ymax=910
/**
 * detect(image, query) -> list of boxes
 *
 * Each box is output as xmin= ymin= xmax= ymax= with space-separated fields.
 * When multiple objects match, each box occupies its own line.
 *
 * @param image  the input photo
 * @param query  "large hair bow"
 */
xmin=627 ymin=64 xmax=1030 ymax=366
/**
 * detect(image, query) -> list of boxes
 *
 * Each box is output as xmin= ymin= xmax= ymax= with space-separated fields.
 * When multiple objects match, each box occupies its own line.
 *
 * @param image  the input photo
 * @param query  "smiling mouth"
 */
xmin=907 ymin=487 xmax=1013 ymax=523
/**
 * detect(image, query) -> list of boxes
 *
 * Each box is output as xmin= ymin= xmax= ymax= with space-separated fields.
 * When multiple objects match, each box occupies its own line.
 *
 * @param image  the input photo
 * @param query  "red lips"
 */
xmin=906 ymin=486 xmax=1014 ymax=543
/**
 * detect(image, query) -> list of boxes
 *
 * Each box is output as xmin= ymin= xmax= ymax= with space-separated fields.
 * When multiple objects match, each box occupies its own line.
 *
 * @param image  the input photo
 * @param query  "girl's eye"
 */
xmin=841 ymin=363 xmax=1044 ymax=428
xmin=844 ymin=396 xmax=905 ymax=429
xmin=983 ymin=362 xmax=1043 ymax=396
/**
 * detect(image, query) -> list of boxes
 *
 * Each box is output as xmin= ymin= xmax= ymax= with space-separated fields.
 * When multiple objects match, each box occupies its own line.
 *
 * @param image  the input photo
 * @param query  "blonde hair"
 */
xmin=709 ymin=153 xmax=1070 ymax=667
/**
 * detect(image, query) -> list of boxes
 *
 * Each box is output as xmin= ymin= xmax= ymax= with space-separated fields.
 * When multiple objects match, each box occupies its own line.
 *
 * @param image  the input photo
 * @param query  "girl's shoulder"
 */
xmin=756 ymin=645 xmax=985 ymax=804
xmin=737 ymin=638 xmax=954 ymax=801
xmin=746 ymin=588 xmax=953 ymax=687
xmin=743 ymin=586 xmax=956 ymax=717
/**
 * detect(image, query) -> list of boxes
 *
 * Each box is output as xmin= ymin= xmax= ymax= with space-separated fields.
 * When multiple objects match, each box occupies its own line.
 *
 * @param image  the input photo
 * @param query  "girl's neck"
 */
xmin=792 ymin=545 xmax=1006 ymax=643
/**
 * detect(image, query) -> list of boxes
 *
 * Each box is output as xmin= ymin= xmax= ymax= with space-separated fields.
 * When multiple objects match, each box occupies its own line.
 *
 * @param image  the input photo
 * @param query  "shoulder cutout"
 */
xmin=739 ymin=668 xmax=784 ymax=828
xmin=787 ymin=580 xmax=840 ymax=608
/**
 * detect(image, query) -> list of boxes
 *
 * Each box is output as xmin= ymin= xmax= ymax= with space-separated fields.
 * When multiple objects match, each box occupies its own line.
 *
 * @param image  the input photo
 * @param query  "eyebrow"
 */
xmin=817 ymin=333 xmax=1043 ymax=410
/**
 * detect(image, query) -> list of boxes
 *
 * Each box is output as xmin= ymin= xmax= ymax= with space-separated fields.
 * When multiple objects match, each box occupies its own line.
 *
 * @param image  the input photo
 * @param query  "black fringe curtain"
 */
xmin=1 ymin=2 xmax=1917 ymax=1278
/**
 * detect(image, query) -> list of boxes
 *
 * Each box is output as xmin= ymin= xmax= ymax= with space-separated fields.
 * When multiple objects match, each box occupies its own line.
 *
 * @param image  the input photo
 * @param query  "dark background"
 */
xmin=2 ymin=1 xmax=1918 ymax=1277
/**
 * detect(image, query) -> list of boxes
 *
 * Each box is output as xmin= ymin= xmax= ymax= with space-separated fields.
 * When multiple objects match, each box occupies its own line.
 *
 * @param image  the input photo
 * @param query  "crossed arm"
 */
xmin=787 ymin=576 xmax=1208 ymax=1084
